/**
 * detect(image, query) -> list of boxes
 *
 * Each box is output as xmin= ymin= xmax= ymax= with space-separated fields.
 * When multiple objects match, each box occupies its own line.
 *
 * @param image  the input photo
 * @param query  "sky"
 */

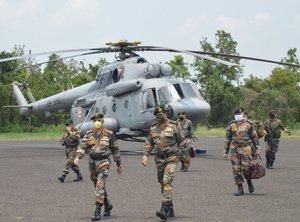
xmin=0 ymin=0 xmax=299 ymax=78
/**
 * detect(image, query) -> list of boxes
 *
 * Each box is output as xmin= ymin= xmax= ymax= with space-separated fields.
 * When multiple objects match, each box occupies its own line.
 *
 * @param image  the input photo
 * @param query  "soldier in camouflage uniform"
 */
xmin=223 ymin=108 xmax=260 ymax=196
xmin=88 ymin=113 xmax=114 ymax=217
xmin=264 ymin=110 xmax=291 ymax=169
xmin=176 ymin=112 xmax=194 ymax=172
xmin=142 ymin=105 xmax=183 ymax=220
xmin=58 ymin=119 xmax=82 ymax=183
xmin=74 ymin=113 xmax=123 ymax=221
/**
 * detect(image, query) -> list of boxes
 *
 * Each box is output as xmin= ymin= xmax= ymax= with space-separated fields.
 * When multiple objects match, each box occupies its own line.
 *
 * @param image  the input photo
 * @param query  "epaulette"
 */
xmin=104 ymin=128 xmax=113 ymax=135
xmin=227 ymin=120 xmax=236 ymax=126
xmin=150 ymin=121 xmax=158 ymax=127
xmin=168 ymin=120 xmax=177 ymax=125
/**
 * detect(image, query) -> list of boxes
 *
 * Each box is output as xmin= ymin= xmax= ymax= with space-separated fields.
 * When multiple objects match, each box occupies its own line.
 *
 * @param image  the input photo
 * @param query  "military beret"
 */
xmin=65 ymin=118 xmax=73 ymax=126
xmin=178 ymin=111 xmax=187 ymax=116
xmin=91 ymin=113 xmax=104 ymax=120
xmin=234 ymin=108 xmax=244 ymax=115
xmin=154 ymin=104 xmax=166 ymax=115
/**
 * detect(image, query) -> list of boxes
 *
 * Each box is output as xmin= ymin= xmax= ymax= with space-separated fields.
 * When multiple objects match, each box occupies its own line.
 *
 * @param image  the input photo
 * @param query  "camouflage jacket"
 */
xmin=76 ymin=128 xmax=121 ymax=166
xmin=264 ymin=118 xmax=285 ymax=139
xmin=176 ymin=119 xmax=193 ymax=138
xmin=144 ymin=120 xmax=183 ymax=158
xmin=224 ymin=120 xmax=259 ymax=154
xmin=61 ymin=128 xmax=80 ymax=148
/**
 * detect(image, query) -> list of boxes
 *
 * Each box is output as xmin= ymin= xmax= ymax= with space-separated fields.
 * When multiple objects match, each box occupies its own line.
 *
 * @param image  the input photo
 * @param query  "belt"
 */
xmin=156 ymin=151 xmax=177 ymax=159
xmin=90 ymin=153 xmax=108 ymax=161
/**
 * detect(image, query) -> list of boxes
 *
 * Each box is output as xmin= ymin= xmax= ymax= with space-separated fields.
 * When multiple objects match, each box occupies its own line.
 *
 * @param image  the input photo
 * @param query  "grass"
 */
xmin=0 ymin=124 xmax=299 ymax=141
xmin=194 ymin=126 xmax=300 ymax=139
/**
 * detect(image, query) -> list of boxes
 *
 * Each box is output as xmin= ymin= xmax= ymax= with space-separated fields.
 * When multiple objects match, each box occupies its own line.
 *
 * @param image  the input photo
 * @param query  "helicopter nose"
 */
xmin=168 ymin=98 xmax=210 ymax=123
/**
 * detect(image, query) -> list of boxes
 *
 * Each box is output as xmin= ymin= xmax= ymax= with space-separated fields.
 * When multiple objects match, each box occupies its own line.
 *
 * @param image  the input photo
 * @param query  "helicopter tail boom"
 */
xmin=11 ymin=82 xmax=32 ymax=116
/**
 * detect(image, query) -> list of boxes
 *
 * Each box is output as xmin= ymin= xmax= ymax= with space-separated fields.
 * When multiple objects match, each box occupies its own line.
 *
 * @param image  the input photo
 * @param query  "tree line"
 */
xmin=0 ymin=30 xmax=299 ymax=132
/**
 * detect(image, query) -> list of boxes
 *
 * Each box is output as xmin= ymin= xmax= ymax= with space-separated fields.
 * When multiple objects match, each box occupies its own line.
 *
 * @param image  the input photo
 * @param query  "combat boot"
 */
xmin=234 ymin=184 xmax=244 ymax=196
xmin=247 ymin=179 xmax=254 ymax=193
xmin=91 ymin=203 xmax=102 ymax=221
xmin=73 ymin=171 xmax=83 ymax=182
xmin=169 ymin=201 xmax=175 ymax=217
xmin=58 ymin=174 xmax=66 ymax=183
xmin=156 ymin=202 xmax=170 ymax=220
xmin=180 ymin=160 xmax=184 ymax=170
xmin=182 ymin=166 xmax=189 ymax=172
xmin=103 ymin=198 xmax=113 ymax=216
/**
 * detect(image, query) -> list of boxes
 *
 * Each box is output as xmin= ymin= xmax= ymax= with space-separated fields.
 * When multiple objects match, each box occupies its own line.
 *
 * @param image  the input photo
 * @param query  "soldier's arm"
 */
xmin=175 ymin=124 xmax=184 ymax=148
xmin=60 ymin=131 xmax=68 ymax=146
xmin=75 ymin=133 xmax=92 ymax=159
xmin=143 ymin=133 xmax=154 ymax=157
xmin=250 ymin=126 xmax=260 ymax=151
xmin=109 ymin=133 xmax=122 ymax=167
xmin=224 ymin=126 xmax=232 ymax=154
xmin=188 ymin=121 xmax=194 ymax=136
xmin=279 ymin=120 xmax=291 ymax=134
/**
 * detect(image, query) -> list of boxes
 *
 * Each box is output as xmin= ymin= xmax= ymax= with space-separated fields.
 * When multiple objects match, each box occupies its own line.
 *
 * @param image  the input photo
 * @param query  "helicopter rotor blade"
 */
xmin=0 ymin=47 xmax=109 ymax=64
xmin=131 ymin=46 xmax=238 ymax=66
xmin=135 ymin=46 xmax=300 ymax=68
xmin=186 ymin=50 xmax=300 ymax=68
xmin=0 ymin=50 xmax=104 ymax=75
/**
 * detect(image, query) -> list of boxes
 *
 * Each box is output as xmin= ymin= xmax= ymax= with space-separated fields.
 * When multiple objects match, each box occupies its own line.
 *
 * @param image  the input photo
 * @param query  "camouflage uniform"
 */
xmin=75 ymin=128 xmax=121 ymax=205
xmin=58 ymin=127 xmax=82 ymax=182
xmin=264 ymin=117 xmax=288 ymax=168
xmin=144 ymin=120 xmax=182 ymax=203
xmin=62 ymin=129 xmax=81 ymax=173
xmin=176 ymin=118 xmax=193 ymax=170
xmin=224 ymin=120 xmax=260 ymax=186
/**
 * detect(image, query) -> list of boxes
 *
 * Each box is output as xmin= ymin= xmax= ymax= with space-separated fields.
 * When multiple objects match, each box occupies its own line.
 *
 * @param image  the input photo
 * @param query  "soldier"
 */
xmin=58 ymin=119 xmax=82 ymax=183
xmin=223 ymin=108 xmax=260 ymax=196
xmin=89 ymin=113 xmax=114 ymax=217
xmin=176 ymin=112 xmax=194 ymax=172
xmin=74 ymin=113 xmax=123 ymax=221
xmin=264 ymin=110 xmax=291 ymax=169
xmin=142 ymin=105 xmax=183 ymax=220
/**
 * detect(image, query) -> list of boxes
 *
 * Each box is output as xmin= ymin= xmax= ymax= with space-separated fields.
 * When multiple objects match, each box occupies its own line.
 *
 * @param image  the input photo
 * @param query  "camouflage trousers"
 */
xmin=89 ymin=158 xmax=112 ymax=208
xmin=265 ymin=138 xmax=280 ymax=164
xmin=155 ymin=156 xmax=178 ymax=202
xmin=230 ymin=145 xmax=252 ymax=185
xmin=63 ymin=148 xmax=80 ymax=174
xmin=179 ymin=138 xmax=193 ymax=169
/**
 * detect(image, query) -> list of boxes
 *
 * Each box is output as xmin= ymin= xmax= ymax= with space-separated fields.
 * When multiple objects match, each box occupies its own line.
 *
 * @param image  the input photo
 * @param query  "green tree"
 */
xmin=193 ymin=30 xmax=242 ymax=126
xmin=167 ymin=55 xmax=190 ymax=78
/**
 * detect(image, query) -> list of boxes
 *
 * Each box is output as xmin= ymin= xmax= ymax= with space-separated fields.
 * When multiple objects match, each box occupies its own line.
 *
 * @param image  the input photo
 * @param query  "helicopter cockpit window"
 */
xmin=180 ymin=83 xmax=201 ymax=98
xmin=173 ymin=83 xmax=184 ymax=99
xmin=157 ymin=85 xmax=180 ymax=105
xmin=142 ymin=88 xmax=158 ymax=110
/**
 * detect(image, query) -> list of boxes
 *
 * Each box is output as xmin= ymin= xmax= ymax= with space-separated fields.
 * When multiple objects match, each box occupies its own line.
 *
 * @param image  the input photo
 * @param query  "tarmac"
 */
xmin=0 ymin=137 xmax=299 ymax=222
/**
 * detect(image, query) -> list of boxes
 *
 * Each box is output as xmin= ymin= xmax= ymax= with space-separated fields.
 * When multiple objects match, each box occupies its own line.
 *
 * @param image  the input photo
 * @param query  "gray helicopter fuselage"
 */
xmin=12 ymin=56 xmax=210 ymax=137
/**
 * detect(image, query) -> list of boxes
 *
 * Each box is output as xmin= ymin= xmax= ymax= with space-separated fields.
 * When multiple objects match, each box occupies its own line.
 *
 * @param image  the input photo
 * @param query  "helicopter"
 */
xmin=1 ymin=40 xmax=300 ymax=139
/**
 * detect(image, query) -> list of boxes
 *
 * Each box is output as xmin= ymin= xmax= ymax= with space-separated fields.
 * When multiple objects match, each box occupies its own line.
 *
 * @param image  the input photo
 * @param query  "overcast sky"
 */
xmin=0 ymin=0 xmax=299 ymax=78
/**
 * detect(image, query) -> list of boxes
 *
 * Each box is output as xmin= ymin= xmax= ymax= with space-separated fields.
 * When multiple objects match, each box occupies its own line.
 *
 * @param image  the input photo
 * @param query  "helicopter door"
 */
xmin=140 ymin=88 xmax=157 ymax=125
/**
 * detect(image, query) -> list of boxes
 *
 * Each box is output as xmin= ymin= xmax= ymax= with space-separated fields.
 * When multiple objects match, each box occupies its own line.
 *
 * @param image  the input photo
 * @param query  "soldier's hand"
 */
xmin=142 ymin=155 xmax=148 ymax=166
xmin=255 ymin=147 xmax=261 ymax=156
xmin=223 ymin=153 xmax=229 ymax=159
xmin=74 ymin=157 xmax=80 ymax=166
xmin=117 ymin=165 xmax=123 ymax=174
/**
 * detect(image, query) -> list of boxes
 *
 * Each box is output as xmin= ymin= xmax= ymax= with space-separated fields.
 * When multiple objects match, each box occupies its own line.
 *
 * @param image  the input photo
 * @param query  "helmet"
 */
xmin=154 ymin=104 xmax=166 ymax=115
xmin=91 ymin=113 xmax=104 ymax=121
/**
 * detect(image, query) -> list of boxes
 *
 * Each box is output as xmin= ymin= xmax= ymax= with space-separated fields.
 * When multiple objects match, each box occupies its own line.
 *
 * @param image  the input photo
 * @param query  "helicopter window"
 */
xmin=124 ymin=100 xmax=128 ymax=109
xmin=142 ymin=88 xmax=157 ymax=109
xmin=112 ymin=103 xmax=117 ymax=112
xmin=157 ymin=87 xmax=171 ymax=105
xmin=102 ymin=106 xmax=107 ymax=114
xmin=112 ymin=69 xmax=119 ymax=83
xmin=180 ymin=83 xmax=200 ymax=98
xmin=173 ymin=84 xmax=184 ymax=99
